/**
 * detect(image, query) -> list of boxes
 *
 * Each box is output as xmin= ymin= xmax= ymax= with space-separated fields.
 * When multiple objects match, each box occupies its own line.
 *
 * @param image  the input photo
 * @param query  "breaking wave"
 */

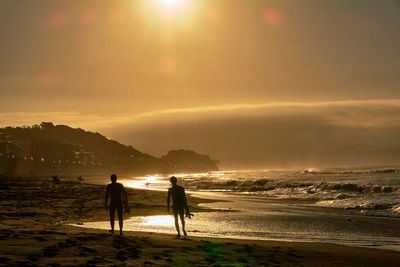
xmin=176 ymin=168 xmax=400 ymax=218
xmin=183 ymin=178 xmax=400 ymax=195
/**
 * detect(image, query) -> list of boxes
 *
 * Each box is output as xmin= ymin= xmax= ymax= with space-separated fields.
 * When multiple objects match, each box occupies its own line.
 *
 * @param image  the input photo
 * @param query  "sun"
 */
xmin=160 ymin=0 xmax=181 ymax=8
xmin=138 ymin=0 xmax=193 ymax=17
xmin=140 ymin=0 xmax=194 ymax=22
xmin=158 ymin=0 xmax=188 ymax=11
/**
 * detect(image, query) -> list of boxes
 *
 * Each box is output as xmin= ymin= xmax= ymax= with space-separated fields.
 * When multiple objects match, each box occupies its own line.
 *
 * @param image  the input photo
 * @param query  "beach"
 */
xmin=81 ymin=170 xmax=400 ymax=251
xmin=0 ymin=176 xmax=400 ymax=266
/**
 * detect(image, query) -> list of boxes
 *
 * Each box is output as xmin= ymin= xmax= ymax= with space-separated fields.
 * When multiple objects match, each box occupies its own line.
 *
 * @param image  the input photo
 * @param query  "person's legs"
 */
xmin=173 ymin=207 xmax=180 ymax=237
xmin=117 ymin=205 xmax=123 ymax=235
xmin=179 ymin=209 xmax=187 ymax=237
xmin=109 ymin=205 xmax=116 ymax=233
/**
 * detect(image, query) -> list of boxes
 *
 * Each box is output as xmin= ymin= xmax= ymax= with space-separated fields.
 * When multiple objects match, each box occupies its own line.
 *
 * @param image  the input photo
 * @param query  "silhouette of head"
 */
xmin=111 ymin=174 xmax=117 ymax=183
xmin=169 ymin=176 xmax=177 ymax=185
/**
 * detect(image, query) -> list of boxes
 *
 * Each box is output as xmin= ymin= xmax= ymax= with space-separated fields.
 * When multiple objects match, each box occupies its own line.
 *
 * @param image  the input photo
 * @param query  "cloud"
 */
xmin=1 ymin=99 xmax=400 ymax=130
xmin=2 ymin=99 xmax=400 ymax=168
xmin=106 ymin=99 xmax=400 ymax=129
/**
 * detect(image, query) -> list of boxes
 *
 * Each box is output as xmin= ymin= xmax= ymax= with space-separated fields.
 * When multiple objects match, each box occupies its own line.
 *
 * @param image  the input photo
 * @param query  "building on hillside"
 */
xmin=0 ymin=141 xmax=10 ymax=156
xmin=40 ymin=122 xmax=55 ymax=129
xmin=0 ymin=132 xmax=14 ymax=157
xmin=74 ymin=150 xmax=95 ymax=164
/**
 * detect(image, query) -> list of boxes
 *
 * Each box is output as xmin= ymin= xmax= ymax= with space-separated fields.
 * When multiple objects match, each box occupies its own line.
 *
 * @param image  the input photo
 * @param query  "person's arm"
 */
xmin=121 ymin=184 xmax=130 ymax=213
xmin=167 ymin=189 xmax=171 ymax=214
xmin=121 ymin=184 xmax=128 ymax=206
xmin=105 ymin=185 xmax=110 ymax=210
xmin=183 ymin=188 xmax=190 ymax=215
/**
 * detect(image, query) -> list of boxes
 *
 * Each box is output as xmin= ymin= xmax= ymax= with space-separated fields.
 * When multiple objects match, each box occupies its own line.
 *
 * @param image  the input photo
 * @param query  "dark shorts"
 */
xmin=110 ymin=202 xmax=123 ymax=220
xmin=173 ymin=205 xmax=185 ymax=216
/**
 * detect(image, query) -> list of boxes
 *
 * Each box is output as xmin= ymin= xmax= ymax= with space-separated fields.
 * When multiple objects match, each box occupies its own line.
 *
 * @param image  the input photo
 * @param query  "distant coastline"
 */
xmin=0 ymin=122 xmax=218 ymax=177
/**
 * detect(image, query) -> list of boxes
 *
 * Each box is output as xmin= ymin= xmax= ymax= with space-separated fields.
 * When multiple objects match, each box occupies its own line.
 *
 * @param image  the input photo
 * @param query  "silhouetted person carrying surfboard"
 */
xmin=105 ymin=174 xmax=128 ymax=235
xmin=167 ymin=176 xmax=191 ymax=238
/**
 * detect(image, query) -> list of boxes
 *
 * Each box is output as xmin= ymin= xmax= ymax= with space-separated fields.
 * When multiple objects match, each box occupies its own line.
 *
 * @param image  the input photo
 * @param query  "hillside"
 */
xmin=0 ymin=122 xmax=218 ymax=176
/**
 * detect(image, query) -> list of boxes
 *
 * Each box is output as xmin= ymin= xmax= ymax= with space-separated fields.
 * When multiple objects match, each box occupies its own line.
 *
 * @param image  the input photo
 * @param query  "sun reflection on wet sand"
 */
xmin=120 ymin=175 xmax=169 ymax=191
xmin=73 ymin=208 xmax=400 ymax=251
xmin=119 ymin=172 xmax=216 ymax=191
xmin=141 ymin=215 xmax=175 ymax=227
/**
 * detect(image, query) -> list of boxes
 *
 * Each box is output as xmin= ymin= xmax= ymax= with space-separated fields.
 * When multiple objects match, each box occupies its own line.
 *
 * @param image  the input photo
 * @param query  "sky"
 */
xmin=1 ymin=0 xmax=400 ymax=167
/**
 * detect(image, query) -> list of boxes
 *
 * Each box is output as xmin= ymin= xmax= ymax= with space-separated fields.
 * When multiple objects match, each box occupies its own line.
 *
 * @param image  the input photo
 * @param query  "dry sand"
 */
xmin=1 ymin=176 xmax=400 ymax=266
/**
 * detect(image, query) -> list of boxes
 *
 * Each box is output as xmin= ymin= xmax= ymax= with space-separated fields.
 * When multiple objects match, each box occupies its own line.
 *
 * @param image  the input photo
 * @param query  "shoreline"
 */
xmin=74 ymin=221 xmax=400 ymax=253
xmin=1 ymin=176 xmax=400 ymax=266
xmin=76 ymin=191 xmax=400 ymax=253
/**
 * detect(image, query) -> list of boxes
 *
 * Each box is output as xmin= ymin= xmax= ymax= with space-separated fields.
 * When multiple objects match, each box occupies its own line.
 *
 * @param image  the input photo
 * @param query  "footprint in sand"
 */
xmin=58 ymin=238 xmax=79 ymax=247
xmin=0 ymin=257 xmax=11 ymax=264
xmin=182 ymin=246 xmax=194 ymax=251
xmin=163 ymin=249 xmax=176 ymax=254
xmin=39 ymin=230 xmax=56 ymax=235
xmin=76 ymin=235 xmax=98 ymax=241
xmin=86 ymin=256 xmax=111 ymax=265
xmin=34 ymin=236 xmax=47 ymax=242
xmin=12 ymin=233 xmax=21 ymax=238
xmin=98 ymin=233 xmax=109 ymax=238
xmin=204 ymin=257 xmax=216 ymax=263
xmin=243 ymin=244 xmax=254 ymax=253
xmin=79 ymin=246 xmax=98 ymax=254
xmin=12 ymin=260 xmax=32 ymax=266
xmin=26 ymin=253 xmax=40 ymax=262
xmin=116 ymin=250 xmax=128 ymax=262
xmin=42 ymin=245 xmax=60 ymax=257
xmin=112 ymin=236 xmax=130 ymax=249
xmin=287 ymin=252 xmax=304 ymax=258
xmin=126 ymin=247 xmax=142 ymax=259
xmin=76 ymin=247 xmax=97 ymax=257
xmin=20 ymin=230 xmax=34 ymax=235
xmin=152 ymin=255 xmax=162 ymax=261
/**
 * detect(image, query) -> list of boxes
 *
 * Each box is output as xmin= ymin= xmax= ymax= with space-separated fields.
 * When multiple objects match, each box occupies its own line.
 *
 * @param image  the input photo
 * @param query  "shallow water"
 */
xmin=80 ymin=167 xmax=400 ymax=251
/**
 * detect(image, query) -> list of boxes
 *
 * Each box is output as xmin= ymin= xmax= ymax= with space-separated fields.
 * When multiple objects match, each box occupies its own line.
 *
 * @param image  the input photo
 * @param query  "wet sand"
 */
xmin=1 ymin=177 xmax=400 ymax=266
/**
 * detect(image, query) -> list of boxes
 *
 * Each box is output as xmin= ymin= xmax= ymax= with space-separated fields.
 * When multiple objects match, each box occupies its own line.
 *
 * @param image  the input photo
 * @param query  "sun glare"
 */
xmin=161 ymin=0 xmax=180 ymax=7
xmin=157 ymin=0 xmax=188 ymax=12
xmin=141 ymin=216 xmax=175 ymax=227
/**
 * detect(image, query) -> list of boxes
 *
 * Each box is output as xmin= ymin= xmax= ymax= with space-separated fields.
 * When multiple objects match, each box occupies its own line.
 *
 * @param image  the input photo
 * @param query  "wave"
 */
xmin=303 ymin=169 xmax=400 ymax=175
xmin=184 ymin=178 xmax=400 ymax=195
xmin=180 ymin=174 xmax=400 ymax=218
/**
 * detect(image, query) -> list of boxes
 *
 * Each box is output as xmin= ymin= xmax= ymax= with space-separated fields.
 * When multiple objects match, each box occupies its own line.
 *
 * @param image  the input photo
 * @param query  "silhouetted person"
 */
xmin=52 ymin=175 xmax=60 ymax=184
xmin=105 ymin=174 xmax=128 ymax=235
xmin=167 ymin=176 xmax=190 ymax=238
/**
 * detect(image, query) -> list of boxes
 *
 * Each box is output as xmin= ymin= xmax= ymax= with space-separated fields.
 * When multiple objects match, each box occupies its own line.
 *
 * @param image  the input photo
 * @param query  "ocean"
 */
xmin=80 ymin=167 xmax=400 ymax=251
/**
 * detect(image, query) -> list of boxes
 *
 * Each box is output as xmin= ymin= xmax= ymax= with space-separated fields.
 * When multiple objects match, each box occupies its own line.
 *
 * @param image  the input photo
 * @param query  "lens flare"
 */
xmin=161 ymin=0 xmax=181 ymax=8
